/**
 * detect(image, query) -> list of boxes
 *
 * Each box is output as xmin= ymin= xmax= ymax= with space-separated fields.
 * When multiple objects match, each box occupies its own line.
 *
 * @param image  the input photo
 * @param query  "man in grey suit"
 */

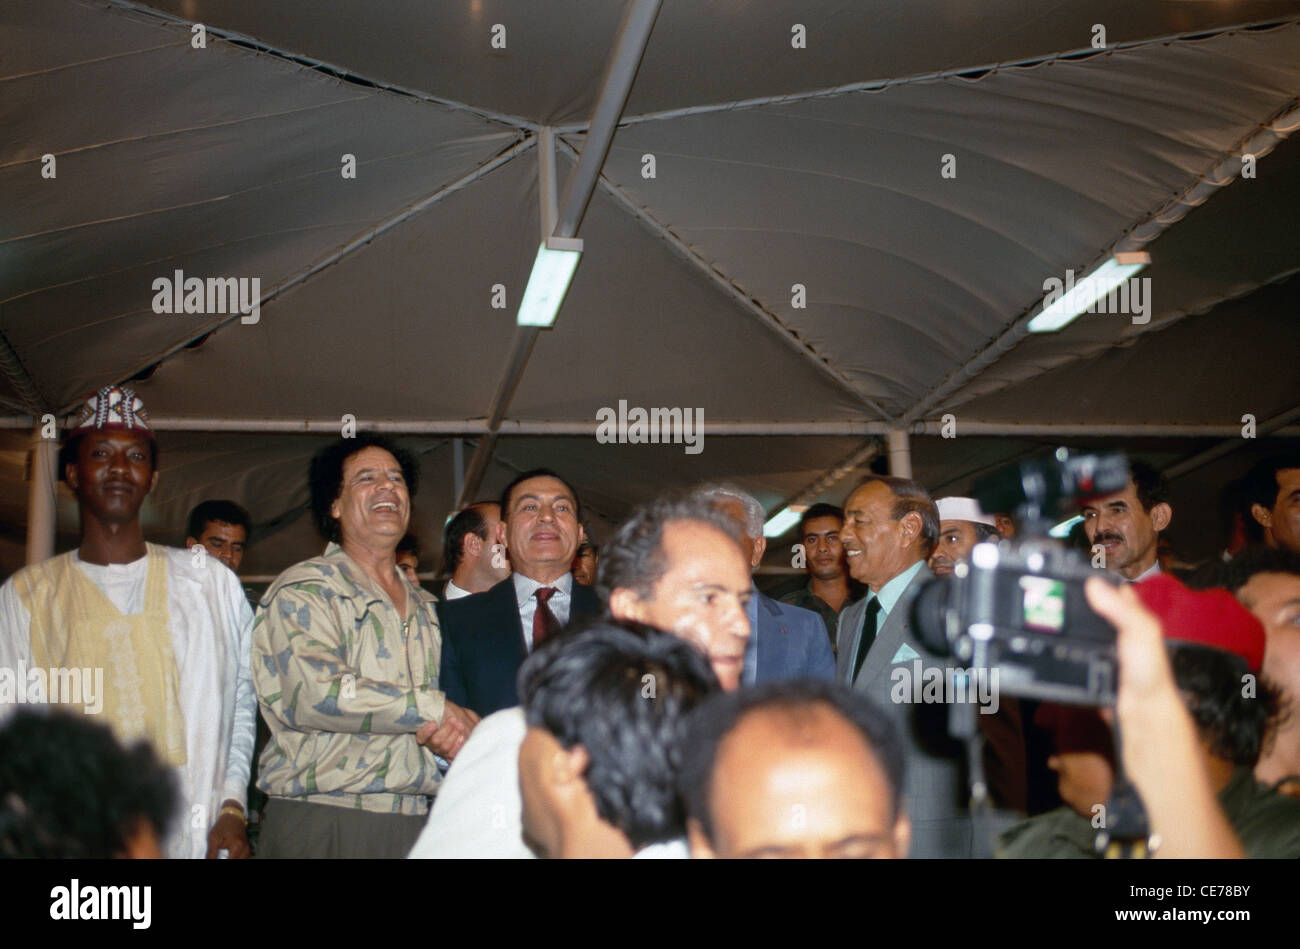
xmin=837 ymin=474 xmax=974 ymax=858
xmin=695 ymin=484 xmax=836 ymax=685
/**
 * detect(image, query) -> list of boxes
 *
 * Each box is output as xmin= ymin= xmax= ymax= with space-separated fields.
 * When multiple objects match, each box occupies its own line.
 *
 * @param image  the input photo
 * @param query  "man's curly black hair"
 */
xmin=0 ymin=710 xmax=177 ymax=858
xmin=308 ymin=434 xmax=420 ymax=543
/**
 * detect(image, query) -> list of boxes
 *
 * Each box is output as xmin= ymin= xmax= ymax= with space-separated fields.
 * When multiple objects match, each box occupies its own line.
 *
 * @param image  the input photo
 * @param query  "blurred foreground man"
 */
xmin=999 ymin=576 xmax=1300 ymax=858
xmin=253 ymin=435 xmax=478 ymax=858
xmin=680 ymin=680 xmax=910 ymax=859
xmin=517 ymin=623 xmax=717 ymax=858
xmin=0 ymin=387 xmax=256 ymax=859
xmin=410 ymin=494 xmax=752 ymax=858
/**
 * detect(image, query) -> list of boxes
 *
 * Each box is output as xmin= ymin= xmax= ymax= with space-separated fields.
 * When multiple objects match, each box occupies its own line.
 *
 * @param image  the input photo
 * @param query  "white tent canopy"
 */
xmin=3 ymin=0 xmax=1298 ymax=579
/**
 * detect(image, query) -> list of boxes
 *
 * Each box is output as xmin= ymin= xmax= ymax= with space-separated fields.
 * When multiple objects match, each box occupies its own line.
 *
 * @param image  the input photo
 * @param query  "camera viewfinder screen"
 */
xmin=1019 ymin=575 xmax=1066 ymax=632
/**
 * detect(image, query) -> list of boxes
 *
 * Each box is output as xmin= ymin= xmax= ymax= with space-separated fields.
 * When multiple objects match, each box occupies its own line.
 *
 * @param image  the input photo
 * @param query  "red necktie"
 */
xmin=533 ymin=587 xmax=561 ymax=648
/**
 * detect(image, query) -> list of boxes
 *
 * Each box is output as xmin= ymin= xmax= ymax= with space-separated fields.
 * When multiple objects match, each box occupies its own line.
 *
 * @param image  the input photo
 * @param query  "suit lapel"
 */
xmin=859 ymin=565 xmax=930 ymax=689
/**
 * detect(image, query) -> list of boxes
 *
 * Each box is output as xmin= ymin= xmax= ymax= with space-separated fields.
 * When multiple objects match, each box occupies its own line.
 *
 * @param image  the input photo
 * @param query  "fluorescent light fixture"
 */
xmin=517 ymin=236 xmax=583 ymax=327
xmin=1049 ymin=514 xmax=1084 ymax=538
xmin=1027 ymin=252 xmax=1150 ymax=333
xmin=763 ymin=505 xmax=807 ymax=538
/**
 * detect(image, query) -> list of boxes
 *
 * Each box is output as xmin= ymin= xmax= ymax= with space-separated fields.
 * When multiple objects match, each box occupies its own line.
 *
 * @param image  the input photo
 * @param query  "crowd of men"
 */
xmin=2 ymin=384 xmax=1299 ymax=859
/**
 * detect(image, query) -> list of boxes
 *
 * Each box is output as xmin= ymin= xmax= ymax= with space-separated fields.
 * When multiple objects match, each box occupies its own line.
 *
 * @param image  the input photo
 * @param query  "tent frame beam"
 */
xmin=457 ymin=0 xmax=664 ymax=508
xmin=6 ymin=416 xmax=1296 ymax=438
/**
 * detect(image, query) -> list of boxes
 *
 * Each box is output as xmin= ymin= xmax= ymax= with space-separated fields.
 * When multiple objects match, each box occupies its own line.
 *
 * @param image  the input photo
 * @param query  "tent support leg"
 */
xmin=887 ymin=428 xmax=912 ymax=479
xmin=27 ymin=425 xmax=56 ymax=565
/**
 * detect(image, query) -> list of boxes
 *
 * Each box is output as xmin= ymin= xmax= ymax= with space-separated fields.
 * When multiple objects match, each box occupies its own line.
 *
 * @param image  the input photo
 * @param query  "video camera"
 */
xmin=911 ymin=448 xmax=1129 ymax=706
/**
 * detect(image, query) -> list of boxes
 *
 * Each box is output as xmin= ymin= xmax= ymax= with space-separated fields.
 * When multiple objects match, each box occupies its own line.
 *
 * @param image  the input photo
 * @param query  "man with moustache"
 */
xmin=780 ymin=503 xmax=865 ymax=653
xmin=253 ymin=435 xmax=479 ymax=858
xmin=1080 ymin=460 xmax=1172 ymax=582
xmin=0 ymin=387 xmax=256 ymax=860
xmin=441 ymin=501 xmax=511 ymax=600
xmin=409 ymin=493 xmax=753 ymax=858
xmin=1242 ymin=452 xmax=1300 ymax=555
xmin=437 ymin=470 xmax=602 ymax=717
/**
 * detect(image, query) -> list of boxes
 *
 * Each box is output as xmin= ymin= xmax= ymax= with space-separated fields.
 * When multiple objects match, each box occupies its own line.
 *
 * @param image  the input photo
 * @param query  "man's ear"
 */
xmin=464 ymin=532 xmax=483 ymax=560
xmin=609 ymin=588 xmax=647 ymax=624
xmin=899 ymin=511 xmax=923 ymax=548
xmin=555 ymin=743 xmax=590 ymax=789
xmin=184 ymin=536 xmax=199 ymax=550
xmin=686 ymin=818 xmax=716 ymax=859
xmin=147 ymin=470 xmax=159 ymax=494
xmin=65 ymin=463 xmax=80 ymax=493
xmin=496 ymin=519 xmax=508 ymax=548
xmin=750 ymin=534 xmax=766 ymax=569
xmin=1149 ymin=502 xmax=1172 ymax=533
xmin=1251 ymin=502 xmax=1272 ymax=530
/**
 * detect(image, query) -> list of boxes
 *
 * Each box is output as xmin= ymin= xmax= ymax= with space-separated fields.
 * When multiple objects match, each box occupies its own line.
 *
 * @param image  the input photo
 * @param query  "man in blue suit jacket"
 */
xmin=695 ymin=484 xmax=836 ymax=684
xmin=438 ymin=469 xmax=602 ymax=717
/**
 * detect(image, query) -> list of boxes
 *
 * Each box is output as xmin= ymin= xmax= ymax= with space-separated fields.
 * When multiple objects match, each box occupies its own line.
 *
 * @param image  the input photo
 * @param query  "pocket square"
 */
xmin=890 ymin=643 xmax=920 ymax=664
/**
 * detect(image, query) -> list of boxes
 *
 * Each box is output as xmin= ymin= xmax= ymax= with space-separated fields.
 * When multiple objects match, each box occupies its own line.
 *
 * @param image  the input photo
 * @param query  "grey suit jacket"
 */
xmin=837 ymin=562 xmax=974 ymax=858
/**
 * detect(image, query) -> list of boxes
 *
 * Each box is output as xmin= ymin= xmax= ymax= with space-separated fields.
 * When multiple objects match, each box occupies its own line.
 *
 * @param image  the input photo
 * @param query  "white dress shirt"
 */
xmin=513 ymin=572 xmax=573 ymax=652
xmin=442 ymin=579 xmax=472 ymax=600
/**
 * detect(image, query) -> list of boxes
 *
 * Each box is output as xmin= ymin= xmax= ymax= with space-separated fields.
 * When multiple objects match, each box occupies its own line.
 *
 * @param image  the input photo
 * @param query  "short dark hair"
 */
xmin=0 ymin=710 xmax=177 ymax=858
xmin=499 ymin=468 xmax=581 ymax=523
xmin=396 ymin=533 xmax=420 ymax=559
xmin=442 ymin=502 xmax=494 ymax=574
xmin=517 ymin=620 xmax=719 ymax=850
xmin=186 ymin=499 xmax=251 ymax=543
xmin=679 ymin=679 xmax=905 ymax=845
xmin=972 ymin=522 xmax=1001 ymax=544
xmin=1128 ymin=459 xmax=1169 ymax=514
xmin=58 ymin=429 xmax=158 ymax=482
xmin=596 ymin=494 xmax=744 ymax=602
xmin=1170 ymin=645 xmax=1282 ymax=768
xmin=848 ymin=475 xmax=940 ymax=555
xmin=1242 ymin=453 xmax=1300 ymax=542
xmin=309 ymin=435 xmax=419 ymax=543
xmin=798 ymin=503 xmax=844 ymax=537
xmin=1185 ymin=546 xmax=1300 ymax=595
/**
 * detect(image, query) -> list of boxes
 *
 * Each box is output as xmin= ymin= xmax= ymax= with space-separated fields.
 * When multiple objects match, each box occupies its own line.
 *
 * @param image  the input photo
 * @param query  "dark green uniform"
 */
xmin=779 ymin=581 xmax=865 ymax=655
xmin=998 ymin=767 xmax=1300 ymax=858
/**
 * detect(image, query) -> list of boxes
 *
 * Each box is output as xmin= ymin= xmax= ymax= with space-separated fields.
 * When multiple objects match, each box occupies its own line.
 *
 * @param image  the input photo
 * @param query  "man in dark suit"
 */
xmin=437 ymin=469 xmax=601 ymax=717
xmin=837 ymin=474 xmax=973 ymax=858
xmin=696 ymin=485 xmax=836 ymax=685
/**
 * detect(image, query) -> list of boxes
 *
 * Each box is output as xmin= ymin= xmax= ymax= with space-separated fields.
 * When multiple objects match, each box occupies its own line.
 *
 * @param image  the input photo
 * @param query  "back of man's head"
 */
xmin=517 ymin=620 xmax=719 ymax=852
xmin=443 ymin=503 xmax=491 ymax=573
xmin=0 ymin=710 xmax=176 ymax=858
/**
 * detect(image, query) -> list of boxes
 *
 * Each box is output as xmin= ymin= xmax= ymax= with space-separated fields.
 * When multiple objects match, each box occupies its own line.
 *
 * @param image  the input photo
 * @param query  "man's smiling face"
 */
xmin=330 ymin=446 xmax=410 ymax=548
xmin=503 ymin=476 xmax=583 ymax=582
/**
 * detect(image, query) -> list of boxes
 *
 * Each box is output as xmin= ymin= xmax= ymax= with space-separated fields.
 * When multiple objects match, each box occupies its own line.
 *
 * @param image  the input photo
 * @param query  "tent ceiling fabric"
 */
xmin=3 ymin=0 xmax=1299 ymax=578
